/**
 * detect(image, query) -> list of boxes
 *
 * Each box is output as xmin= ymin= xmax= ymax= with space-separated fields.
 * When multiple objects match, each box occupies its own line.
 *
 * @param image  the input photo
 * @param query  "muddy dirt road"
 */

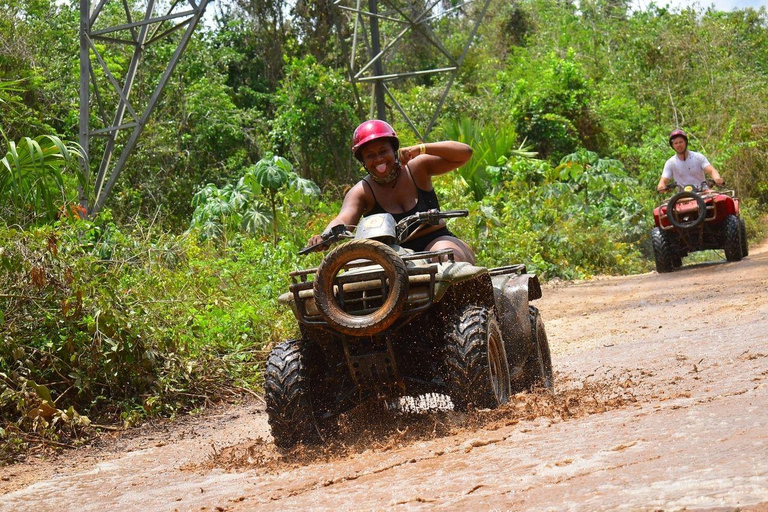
xmin=2 ymin=243 xmax=768 ymax=512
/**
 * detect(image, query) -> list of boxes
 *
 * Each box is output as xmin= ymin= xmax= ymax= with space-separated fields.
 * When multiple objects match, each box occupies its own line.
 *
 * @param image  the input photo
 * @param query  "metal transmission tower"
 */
xmin=79 ymin=0 xmax=210 ymax=216
xmin=336 ymin=0 xmax=491 ymax=140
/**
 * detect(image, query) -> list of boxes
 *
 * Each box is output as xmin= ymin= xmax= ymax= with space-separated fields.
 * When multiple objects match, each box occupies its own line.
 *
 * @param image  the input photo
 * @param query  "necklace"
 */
xmin=389 ymin=170 xmax=399 ymax=188
xmin=369 ymin=163 xmax=400 ymax=185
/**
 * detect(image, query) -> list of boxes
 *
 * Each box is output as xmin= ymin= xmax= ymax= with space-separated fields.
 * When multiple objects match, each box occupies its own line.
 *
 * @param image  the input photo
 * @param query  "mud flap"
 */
xmin=492 ymin=273 xmax=541 ymax=370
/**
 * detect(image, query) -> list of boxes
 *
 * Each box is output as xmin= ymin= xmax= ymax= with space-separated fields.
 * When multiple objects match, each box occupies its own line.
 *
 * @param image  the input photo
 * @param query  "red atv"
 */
xmin=652 ymin=180 xmax=747 ymax=273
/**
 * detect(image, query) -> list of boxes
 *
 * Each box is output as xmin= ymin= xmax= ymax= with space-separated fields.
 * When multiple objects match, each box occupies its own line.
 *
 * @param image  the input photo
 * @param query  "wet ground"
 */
xmin=2 ymin=241 xmax=768 ymax=512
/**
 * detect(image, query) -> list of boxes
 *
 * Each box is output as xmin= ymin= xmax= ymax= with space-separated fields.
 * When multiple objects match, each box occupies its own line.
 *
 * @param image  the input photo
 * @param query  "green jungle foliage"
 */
xmin=2 ymin=0 xmax=768 ymax=459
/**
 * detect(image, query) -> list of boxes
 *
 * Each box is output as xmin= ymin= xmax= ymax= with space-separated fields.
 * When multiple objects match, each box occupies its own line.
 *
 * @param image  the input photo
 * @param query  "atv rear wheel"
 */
xmin=314 ymin=239 xmax=409 ymax=337
xmin=514 ymin=306 xmax=554 ymax=392
xmin=443 ymin=305 xmax=511 ymax=410
xmin=739 ymin=217 xmax=749 ymax=257
xmin=264 ymin=340 xmax=322 ymax=449
xmin=722 ymin=214 xmax=743 ymax=262
xmin=666 ymin=191 xmax=707 ymax=230
xmin=651 ymin=227 xmax=675 ymax=273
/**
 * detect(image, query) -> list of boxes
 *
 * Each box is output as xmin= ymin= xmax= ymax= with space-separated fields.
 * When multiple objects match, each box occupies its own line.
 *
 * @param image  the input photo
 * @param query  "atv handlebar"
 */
xmin=659 ymin=179 xmax=725 ymax=194
xmin=395 ymin=209 xmax=468 ymax=243
xmin=400 ymin=208 xmax=468 ymax=226
xmin=299 ymin=209 xmax=469 ymax=255
xmin=299 ymin=223 xmax=353 ymax=255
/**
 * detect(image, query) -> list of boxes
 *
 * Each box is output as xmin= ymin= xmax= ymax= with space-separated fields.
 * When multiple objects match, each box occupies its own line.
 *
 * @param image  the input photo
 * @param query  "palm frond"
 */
xmin=0 ymin=134 xmax=84 ymax=227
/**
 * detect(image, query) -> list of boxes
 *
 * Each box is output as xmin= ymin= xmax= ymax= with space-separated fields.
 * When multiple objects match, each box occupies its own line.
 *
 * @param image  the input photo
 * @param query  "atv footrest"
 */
xmin=488 ymin=264 xmax=527 ymax=276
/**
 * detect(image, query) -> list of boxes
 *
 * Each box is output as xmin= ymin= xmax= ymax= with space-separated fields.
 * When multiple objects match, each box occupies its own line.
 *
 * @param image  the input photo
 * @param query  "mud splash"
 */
xmin=198 ymin=375 xmax=639 ymax=474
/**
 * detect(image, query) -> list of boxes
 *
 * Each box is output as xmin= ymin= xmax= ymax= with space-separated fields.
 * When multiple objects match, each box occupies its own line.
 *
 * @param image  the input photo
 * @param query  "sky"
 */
xmin=631 ymin=0 xmax=768 ymax=11
xmin=75 ymin=0 xmax=766 ymax=33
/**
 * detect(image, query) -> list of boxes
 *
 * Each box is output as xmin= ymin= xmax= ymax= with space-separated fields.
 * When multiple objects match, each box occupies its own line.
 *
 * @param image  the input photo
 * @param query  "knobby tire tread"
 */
xmin=444 ymin=305 xmax=506 ymax=410
xmin=264 ymin=340 xmax=319 ymax=449
xmin=739 ymin=217 xmax=749 ymax=257
xmin=723 ymin=215 xmax=743 ymax=262
xmin=652 ymin=227 xmax=675 ymax=273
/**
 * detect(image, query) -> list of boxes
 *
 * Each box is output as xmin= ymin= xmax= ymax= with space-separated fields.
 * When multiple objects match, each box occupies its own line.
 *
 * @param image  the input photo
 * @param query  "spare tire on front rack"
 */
xmin=313 ymin=239 xmax=410 ymax=337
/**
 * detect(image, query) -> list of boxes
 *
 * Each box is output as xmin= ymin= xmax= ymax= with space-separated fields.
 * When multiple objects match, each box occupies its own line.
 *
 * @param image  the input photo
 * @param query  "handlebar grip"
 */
xmin=298 ymin=244 xmax=320 ymax=255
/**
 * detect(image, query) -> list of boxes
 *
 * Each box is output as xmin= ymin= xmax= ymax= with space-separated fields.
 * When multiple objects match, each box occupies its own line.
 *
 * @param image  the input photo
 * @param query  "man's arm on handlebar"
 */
xmin=704 ymin=164 xmax=724 ymax=186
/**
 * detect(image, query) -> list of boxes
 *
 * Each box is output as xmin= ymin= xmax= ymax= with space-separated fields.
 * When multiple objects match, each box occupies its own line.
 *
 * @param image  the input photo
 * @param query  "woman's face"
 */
xmin=360 ymin=140 xmax=395 ymax=178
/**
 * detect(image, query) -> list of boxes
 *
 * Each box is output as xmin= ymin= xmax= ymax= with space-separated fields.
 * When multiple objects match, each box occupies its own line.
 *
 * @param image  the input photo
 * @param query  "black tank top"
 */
xmin=362 ymin=165 xmax=440 ymax=222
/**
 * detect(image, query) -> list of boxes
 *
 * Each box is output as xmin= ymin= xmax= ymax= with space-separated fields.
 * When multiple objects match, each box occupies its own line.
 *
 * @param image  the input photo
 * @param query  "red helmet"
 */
xmin=351 ymin=120 xmax=399 ymax=161
xmin=669 ymin=129 xmax=688 ymax=147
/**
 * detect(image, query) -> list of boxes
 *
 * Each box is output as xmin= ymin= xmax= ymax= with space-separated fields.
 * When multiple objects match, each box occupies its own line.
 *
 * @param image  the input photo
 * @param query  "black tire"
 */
xmin=739 ymin=217 xmax=749 ymax=257
xmin=651 ymin=227 xmax=675 ymax=273
xmin=672 ymin=256 xmax=683 ymax=268
xmin=314 ymin=239 xmax=409 ymax=337
xmin=722 ymin=214 xmax=743 ymax=262
xmin=666 ymin=191 xmax=707 ymax=230
xmin=516 ymin=306 xmax=554 ymax=392
xmin=264 ymin=340 xmax=321 ymax=449
xmin=443 ymin=305 xmax=511 ymax=410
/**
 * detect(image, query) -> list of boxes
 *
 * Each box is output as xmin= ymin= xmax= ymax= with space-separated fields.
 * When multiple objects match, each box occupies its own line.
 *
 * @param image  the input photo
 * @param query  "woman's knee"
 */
xmin=428 ymin=237 xmax=475 ymax=264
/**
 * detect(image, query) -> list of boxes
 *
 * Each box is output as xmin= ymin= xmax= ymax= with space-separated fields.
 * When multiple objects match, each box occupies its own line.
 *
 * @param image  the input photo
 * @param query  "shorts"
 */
xmin=401 ymin=227 xmax=456 ymax=252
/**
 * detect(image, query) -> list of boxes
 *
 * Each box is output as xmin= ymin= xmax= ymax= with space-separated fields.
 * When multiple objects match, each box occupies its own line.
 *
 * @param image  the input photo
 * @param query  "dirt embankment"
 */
xmin=2 ymin=242 xmax=768 ymax=512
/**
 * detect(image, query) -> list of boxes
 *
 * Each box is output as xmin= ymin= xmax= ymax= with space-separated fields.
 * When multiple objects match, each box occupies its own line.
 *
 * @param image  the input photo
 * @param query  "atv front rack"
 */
xmin=658 ymin=189 xmax=737 ymax=230
xmin=660 ymin=199 xmax=718 ymax=230
xmin=288 ymin=248 xmax=454 ymax=329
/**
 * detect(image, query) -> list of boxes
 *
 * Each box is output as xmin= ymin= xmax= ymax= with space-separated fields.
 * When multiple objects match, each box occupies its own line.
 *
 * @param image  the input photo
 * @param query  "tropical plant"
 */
xmin=443 ymin=117 xmax=537 ymax=200
xmin=0 ymin=129 xmax=85 ymax=227
xmin=190 ymin=153 xmax=319 ymax=246
xmin=556 ymin=149 xmax=632 ymax=211
xmin=269 ymin=55 xmax=358 ymax=184
xmin=243 ymin=153 xmax=320 ymax=244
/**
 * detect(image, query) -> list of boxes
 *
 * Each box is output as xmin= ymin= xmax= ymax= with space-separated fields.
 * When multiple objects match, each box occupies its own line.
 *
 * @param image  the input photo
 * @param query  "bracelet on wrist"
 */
xmin=418 ymin=143 xmax=426 ymax=155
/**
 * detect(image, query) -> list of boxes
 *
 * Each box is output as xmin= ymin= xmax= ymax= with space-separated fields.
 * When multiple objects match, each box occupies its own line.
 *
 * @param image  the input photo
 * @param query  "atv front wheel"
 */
xmin=443 ymin=305 xmax=511 ymax=410
xmin=514 ymin=306 xmax=554 ymax=392
xmin=264 ymin=340 xmax=321 ymax=449
xmin=314 ymin=239 xmax=409 ymax=337
xmin=651 ymin=227 xmax=675 ymax=273
xmin=739 ymin=217 xmax=749 ymax=257
xmin=722 ymin=214 xmax=743 ymax=262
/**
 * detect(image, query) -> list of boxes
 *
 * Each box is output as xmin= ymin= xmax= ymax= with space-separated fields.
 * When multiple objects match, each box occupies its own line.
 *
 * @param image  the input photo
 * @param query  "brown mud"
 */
xmin=2 ymin=241 xmax=768 ymax=512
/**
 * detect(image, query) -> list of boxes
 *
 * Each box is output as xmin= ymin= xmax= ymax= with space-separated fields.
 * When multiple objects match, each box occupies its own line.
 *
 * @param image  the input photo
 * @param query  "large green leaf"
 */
xmin=0 ymin=133 xmax=83 ymax=227
xmin=252 ymin=154 xmax=292 ymax=190
xmin=228 ymin=179 xmax=252 ymax=211
xmin=288 ymin=175 xmax=320 ymax=199
xmin=241 ymin=203 xmax=272 ymax=234
xmin=443 ymin=117 xmax=526 ymax=200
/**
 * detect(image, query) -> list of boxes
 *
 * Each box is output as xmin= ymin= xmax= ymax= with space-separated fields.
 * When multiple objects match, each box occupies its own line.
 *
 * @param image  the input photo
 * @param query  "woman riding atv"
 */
xmin=307 ymin=120 xmax=476 ymax=263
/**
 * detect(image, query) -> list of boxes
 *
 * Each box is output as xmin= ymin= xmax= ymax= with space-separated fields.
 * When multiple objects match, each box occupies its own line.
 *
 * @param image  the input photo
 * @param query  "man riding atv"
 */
xmin=650 ymin=129 xmax=746 ymax=273
xmin=657 ymin=129 xmax=723 ymax=193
